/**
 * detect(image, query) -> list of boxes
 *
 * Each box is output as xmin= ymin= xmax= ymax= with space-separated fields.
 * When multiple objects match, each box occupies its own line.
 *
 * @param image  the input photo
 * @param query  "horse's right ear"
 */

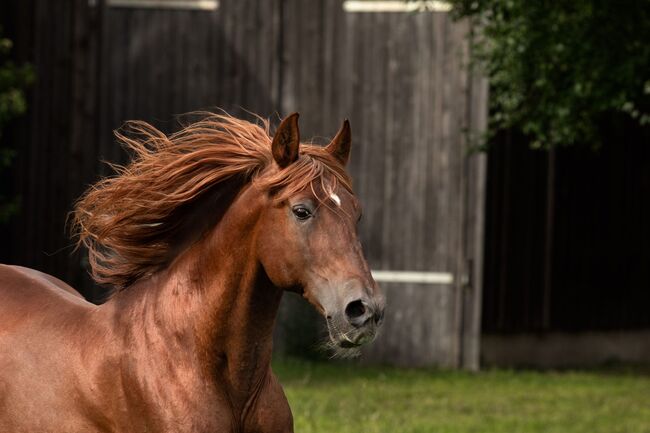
xmin=272 ymin=113 xmax=300 ymax=168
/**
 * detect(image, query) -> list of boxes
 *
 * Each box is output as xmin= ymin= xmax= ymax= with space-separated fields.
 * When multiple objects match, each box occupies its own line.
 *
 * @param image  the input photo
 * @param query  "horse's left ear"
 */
xmin=326 ymin=119 xmax=351 ymax=166
xmin=272 ymin=113 xmax=300 ymax=168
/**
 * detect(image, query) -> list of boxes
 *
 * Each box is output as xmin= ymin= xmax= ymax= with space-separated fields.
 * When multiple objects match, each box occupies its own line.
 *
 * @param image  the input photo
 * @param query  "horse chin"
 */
xmin=323 ymin=318 xmax=376 ymax=359
xmin=320 ymin=336 xmax=362 ymax=359
xmin=332 ymin=344 xmax=362 ymax=359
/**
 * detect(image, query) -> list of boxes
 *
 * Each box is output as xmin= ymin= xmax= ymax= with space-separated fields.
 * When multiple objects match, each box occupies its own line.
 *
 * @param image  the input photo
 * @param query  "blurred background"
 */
xmin=1 ymin=1 xmax=649 ymax=431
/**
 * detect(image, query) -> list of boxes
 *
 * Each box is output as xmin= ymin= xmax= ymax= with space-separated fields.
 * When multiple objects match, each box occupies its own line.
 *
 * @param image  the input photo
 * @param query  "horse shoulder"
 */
xmin=244 ymin=369 xmax=293 ymax=433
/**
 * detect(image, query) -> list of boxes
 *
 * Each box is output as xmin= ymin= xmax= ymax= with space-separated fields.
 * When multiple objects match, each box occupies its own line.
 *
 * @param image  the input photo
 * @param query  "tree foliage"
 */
xmin=448 ymin=0 xmax=650 ymax=148
xmin=0 ymin=28 xmax=33 ymax=221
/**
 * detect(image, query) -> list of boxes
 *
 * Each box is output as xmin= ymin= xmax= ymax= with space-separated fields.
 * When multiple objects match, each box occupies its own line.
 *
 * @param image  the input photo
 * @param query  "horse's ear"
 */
xmin=272 ymin=113 xmax=300 ymax=168
xmin=326 ymin=119 xmax=351 ymax=166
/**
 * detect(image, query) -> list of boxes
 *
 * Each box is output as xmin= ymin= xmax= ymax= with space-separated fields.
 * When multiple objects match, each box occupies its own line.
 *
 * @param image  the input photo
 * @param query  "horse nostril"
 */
xmin=345 ymin=299 xmax=366 ymax=320
xmin=345 ymin=299 xmax=373 ymax=327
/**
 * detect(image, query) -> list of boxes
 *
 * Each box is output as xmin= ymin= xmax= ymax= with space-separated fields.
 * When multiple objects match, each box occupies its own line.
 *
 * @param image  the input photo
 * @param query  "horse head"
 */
xmin=255 ymin=113 xmax=385 ymax=356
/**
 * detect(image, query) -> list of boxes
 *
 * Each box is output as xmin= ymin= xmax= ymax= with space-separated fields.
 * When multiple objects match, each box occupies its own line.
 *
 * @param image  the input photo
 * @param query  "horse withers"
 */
xmin=0 ymin=113 xmax=385 ymax=432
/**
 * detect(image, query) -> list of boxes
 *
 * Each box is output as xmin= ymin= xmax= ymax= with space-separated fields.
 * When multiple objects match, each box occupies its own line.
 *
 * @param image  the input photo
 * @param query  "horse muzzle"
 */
xmin=326 ymin=296 xmax=385 ymax=350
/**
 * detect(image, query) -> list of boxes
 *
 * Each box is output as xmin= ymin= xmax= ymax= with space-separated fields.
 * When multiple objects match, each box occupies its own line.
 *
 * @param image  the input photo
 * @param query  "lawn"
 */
xmin=273 ymin=358 xmax=650 ymax=433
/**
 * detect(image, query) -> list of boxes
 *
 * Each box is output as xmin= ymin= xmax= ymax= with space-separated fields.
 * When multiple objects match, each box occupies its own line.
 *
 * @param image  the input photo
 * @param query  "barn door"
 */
xmin=280 ymin=0 xmax=487 ymax=369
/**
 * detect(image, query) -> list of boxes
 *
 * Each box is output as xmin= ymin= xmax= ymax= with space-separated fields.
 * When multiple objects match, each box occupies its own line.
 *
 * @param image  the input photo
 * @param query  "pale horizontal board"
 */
xmin=371 ymin=270 xmax=454 ymax=285
xmin=343 ymin=1 xmax=452 ymax=13
xmin=106 ymin=0 xmax=219 ymax=10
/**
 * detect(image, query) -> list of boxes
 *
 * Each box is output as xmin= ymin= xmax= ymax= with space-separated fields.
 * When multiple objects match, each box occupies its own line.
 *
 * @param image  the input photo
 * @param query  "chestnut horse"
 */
xmin=0 ymin=113 xmax=384 ymax=433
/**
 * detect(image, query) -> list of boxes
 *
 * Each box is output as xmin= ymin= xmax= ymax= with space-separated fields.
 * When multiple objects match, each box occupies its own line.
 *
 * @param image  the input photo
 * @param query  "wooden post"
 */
xmin=459 ymin=22 xmax=489 ymax=371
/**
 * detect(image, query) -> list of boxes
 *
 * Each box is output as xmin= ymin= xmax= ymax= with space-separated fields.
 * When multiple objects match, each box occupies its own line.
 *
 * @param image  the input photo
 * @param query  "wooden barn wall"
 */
xmin=101 ymin=0 xmax=282 ymax=162
xmin=275 ymin=2 xmax=487 ymax=368
xmin=0 ymin=0 xmax=487 ymax=368
xmin=482 ymin=121 xmax=650 ymax=334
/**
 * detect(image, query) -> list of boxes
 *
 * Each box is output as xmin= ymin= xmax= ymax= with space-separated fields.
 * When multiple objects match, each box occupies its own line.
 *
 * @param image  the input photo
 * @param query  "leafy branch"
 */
xmin=447 ymin=0 xmax=650 ymax=148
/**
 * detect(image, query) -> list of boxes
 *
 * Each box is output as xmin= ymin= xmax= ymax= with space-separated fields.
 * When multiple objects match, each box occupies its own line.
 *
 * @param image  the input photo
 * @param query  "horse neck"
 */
xmin=108 ymin=184 xmax=282 ymax=404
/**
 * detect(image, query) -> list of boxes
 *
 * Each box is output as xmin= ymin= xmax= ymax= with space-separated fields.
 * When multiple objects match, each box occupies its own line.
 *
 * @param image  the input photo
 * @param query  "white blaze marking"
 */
xmin=330 ymin=193 xmax=341 ymax=207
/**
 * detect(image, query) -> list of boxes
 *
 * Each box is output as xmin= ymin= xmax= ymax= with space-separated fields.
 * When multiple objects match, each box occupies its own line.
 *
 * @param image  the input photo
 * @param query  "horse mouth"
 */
xmin=324 ymin=318 xmax=377 ymax=356
xmin=339 ymin=331 xmax=375 ymax=348
xmin=339 ymin=334 xmax=363 ymax=348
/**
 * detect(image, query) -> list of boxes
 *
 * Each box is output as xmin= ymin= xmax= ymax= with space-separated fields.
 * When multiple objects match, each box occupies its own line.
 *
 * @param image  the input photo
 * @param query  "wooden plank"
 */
xmin=448 ymin=16 xmax=471 ymax=369
xmin=362 ymin=10 xmax=389 ymax=268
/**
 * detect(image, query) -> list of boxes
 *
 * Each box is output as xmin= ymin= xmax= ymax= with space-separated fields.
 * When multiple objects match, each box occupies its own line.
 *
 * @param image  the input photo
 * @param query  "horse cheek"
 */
xmin=258 ymin=229 xmax=302 ymax=289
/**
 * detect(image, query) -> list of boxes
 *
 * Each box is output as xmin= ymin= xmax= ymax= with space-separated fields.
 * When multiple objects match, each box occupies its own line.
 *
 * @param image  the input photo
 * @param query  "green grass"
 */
xmin=273 ymin=358 xmax=650 ymax=433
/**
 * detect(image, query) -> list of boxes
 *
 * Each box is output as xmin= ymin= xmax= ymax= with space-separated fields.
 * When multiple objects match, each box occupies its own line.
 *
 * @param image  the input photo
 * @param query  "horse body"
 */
xmin=0 ymin=185 xmax=291 ymax=433
xmin=0 ymin=113 xmax=384 ymax=432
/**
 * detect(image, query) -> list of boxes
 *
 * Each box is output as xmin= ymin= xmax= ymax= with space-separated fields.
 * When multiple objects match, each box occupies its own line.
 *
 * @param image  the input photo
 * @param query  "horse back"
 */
xmin=0 ymin=264 xmax=92 ymax=327
xmin=0 ymin=265 xmax=106 ymax=428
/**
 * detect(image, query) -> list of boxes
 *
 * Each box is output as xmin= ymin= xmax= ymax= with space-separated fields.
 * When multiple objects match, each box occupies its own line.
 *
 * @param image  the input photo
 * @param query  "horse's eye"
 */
xmin=292 ymin=206 xmax=312 ymax=220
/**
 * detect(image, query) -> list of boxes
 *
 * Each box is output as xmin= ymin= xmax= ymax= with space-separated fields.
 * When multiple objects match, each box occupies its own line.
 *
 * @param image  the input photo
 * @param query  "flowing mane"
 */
xmin=72 ymin=112 xmax=352 ymax=289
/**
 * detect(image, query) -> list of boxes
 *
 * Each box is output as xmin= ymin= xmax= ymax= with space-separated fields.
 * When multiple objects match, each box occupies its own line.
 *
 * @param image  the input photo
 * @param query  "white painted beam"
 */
xmin=343 ymin=1 xmax=452 ymax=13
xmin=371 ymin=270 xmax=454 ymax=285
xmin=106 ymin=0 xmax=219 ymax=10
